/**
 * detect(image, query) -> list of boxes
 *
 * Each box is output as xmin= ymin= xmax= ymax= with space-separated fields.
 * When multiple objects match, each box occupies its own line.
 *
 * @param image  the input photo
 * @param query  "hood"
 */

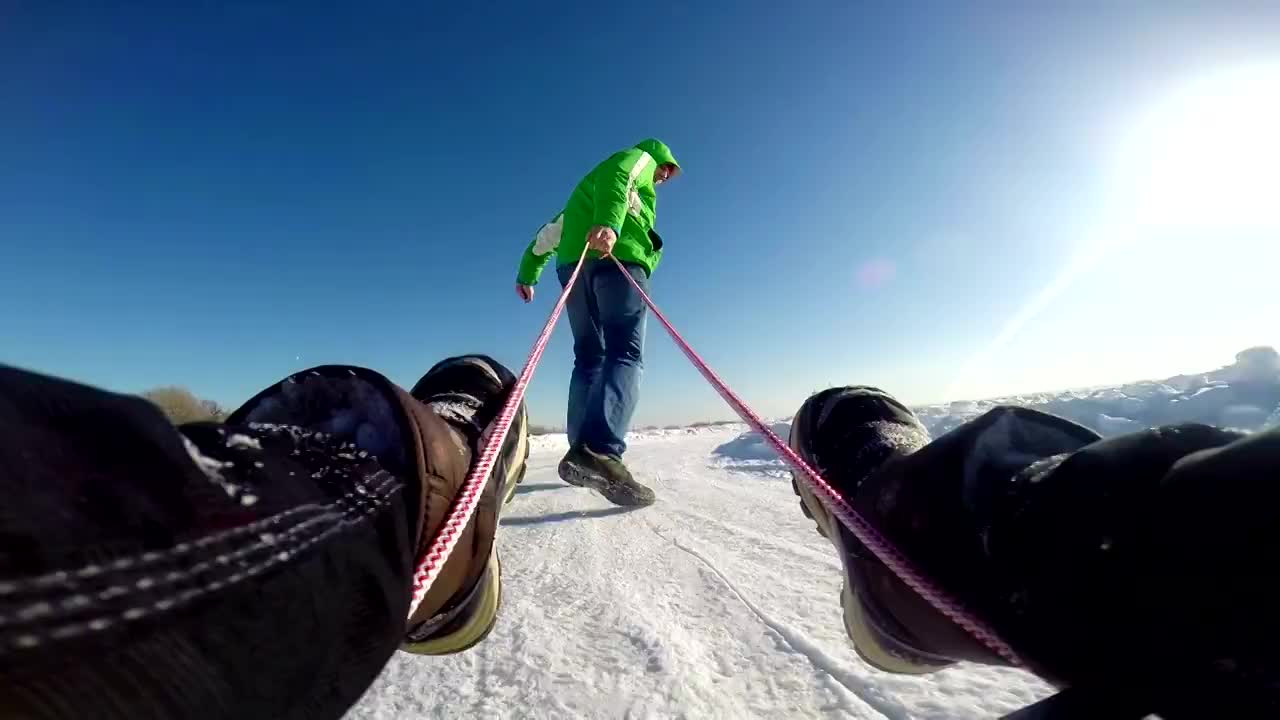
xmin=635 ymin=138 xmax=679 ymax=171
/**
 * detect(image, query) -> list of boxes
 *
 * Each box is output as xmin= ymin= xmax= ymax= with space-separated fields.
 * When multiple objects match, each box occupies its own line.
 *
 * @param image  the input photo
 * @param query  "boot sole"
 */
xmin=558 ymin=458 xmax=655 ymax=507
xmin=501 ymin=407 xmax=530 ymax=506
xmin=401 ymin=552 xmax=502 ymax=656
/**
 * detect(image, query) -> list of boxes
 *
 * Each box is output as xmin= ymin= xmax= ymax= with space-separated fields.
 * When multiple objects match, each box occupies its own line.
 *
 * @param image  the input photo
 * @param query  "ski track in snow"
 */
xmin=349 ymin=427 xmax=1050 ymax=719
xmin=649 ymin=524 xmax=912 ymax=720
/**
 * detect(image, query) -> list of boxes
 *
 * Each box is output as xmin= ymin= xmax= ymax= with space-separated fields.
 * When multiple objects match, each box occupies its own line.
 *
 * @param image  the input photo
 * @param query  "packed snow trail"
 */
xmin=349 ymin=426 xmax=1050 ymax=719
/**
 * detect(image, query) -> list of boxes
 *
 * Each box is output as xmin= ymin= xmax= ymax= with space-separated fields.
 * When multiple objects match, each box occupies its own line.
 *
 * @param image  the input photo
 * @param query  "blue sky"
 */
xmin=2 ymin=2 xmax=1278 ymax=427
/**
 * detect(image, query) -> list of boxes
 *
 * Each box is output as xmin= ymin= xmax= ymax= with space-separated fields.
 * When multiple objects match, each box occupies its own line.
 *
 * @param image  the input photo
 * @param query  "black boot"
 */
xmin=787 ymin=386 xmax=953 ymax=674
xmin=558 ymin=445 xmax=655 ymax=507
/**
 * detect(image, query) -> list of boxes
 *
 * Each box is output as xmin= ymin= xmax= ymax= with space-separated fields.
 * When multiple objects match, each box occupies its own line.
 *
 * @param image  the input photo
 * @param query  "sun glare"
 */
xmin=1123 ymin=63 xmax=1280 ymax=232
xmin=945 ymin=62 xmax=1280 ymax=401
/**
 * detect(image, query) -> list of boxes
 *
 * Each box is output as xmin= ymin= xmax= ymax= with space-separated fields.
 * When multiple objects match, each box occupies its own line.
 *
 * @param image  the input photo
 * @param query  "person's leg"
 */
xmin=0 ymin=360 xmax=525 ymax=720
xmin=583 ymin=261 xmax=648 ymax=458
xmin=789 ymin=384 xmax=1280 ymax=716
xmin=555 ymin=262 xmax=655 ymax=506
xmin=558 ymin=262 xmax=604 ymax=449
xmin=790 ymin=392 xmax=1110 ymax=675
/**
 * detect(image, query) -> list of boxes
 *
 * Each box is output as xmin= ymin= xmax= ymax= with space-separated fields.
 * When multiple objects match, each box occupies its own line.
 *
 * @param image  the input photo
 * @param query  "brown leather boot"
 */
xmin=228 ymin=357 xmax=528 ymax=657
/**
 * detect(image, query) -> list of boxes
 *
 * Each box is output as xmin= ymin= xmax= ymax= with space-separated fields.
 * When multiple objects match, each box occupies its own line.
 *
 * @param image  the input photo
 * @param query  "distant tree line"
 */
xmin=139 ymin=386 xmax=227 ymax=424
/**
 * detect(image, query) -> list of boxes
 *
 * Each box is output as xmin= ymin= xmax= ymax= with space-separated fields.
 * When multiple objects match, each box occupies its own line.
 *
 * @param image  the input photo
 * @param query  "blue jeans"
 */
xmin=557 ymin=259 xmax=649 ymax=458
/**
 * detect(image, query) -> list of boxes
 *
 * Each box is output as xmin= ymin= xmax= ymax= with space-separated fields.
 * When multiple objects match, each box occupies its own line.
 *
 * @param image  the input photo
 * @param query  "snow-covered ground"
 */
xmin=351 ymin=427 xmax=1050 ymax=720
xmin=349 ymin=347 xmax=1280 ymax=719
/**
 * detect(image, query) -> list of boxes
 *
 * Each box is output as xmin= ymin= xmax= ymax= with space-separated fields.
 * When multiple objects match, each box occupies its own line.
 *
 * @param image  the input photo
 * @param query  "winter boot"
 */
xmin=788 ymin=386 xmax=955 ymax=674
xmin=790 ymin=386 xmax=1106 ymax=676
xmin=222 ymin=358 xmax=528 ymax=658
xmin=558 ymin=445 xmax=655 ymax=507
xmin=410 ymin=354 xmax=529 ymax=506
xmin=1 ymin=361 xmax=512 ymax=718
xmin=400 ymin=355 xmax=529 ymax=655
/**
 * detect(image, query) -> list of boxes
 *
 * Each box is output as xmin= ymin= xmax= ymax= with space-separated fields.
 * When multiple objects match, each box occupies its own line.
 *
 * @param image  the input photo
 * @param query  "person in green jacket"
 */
xmin=514 ymin=139 xmax=681 ymax=507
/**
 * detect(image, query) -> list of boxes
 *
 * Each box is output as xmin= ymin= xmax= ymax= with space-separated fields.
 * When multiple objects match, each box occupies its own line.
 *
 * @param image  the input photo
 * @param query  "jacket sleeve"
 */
xmin=591 ymin=149 xmax=653 ymax=233
xmin=516 ymin=215 xmax=563 ymax=286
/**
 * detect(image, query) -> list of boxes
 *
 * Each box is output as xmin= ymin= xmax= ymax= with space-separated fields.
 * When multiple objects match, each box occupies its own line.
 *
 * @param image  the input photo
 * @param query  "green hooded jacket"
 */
xmin=516 ymin=139 xmax=680 ymax=286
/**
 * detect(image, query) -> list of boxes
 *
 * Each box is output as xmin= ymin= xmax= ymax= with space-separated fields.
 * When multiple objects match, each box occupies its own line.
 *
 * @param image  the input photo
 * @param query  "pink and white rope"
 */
xmin=405 ymin=246 xmax=590 ymax=620
xmin=610 ymin=256 xmax=1023 ymax=667
xmin=405 ymin=245 xmax=1021 ymax=667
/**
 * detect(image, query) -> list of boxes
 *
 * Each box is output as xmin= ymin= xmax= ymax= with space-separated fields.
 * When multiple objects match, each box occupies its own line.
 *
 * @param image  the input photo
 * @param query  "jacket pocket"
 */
xmin=647 ymin=229 xmax=664 ymax=251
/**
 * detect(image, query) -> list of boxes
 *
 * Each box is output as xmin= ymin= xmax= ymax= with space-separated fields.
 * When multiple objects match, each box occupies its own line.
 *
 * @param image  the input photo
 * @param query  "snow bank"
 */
xmin=529 ymin=432 xmax=570 ymax=454
xmin=914 ymin=346 xmax=1280 ymax=435
xmin=534 ymin=345 xmax=1279 ymax=461
xmin=710 ymin=421 xmax=793 ymax=477
xmin=527 ymin=424 xmax=750 ymax=456
xmin=712 ymin=422 xmax=791 ymax=462
xmin=1095 ymin=413 xmax=1144 ymax=436
xmin=1222 ymin=346 xmax=1280 ymax=382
